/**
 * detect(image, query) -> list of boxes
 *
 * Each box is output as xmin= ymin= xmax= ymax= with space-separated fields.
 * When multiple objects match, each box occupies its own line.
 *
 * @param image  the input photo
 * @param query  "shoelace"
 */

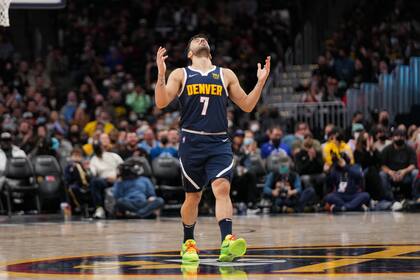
xmin=185 ymin=241 xmax=200 ymax=253
xmin=227 ymin=234 xmax=237 ymax=241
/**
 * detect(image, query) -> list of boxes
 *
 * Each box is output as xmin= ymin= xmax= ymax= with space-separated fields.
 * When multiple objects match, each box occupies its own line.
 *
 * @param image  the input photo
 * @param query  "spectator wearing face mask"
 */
xmin=282 ymin=122 xmax=311 ymax=156
xmin=324 ymin=154 xmax=370 ymax=212
xmin=88 ymin=141 xmax=123 ymax=219
xmin=125 ymin=84 xmax=152 ymax=117
xmin=138 ymin=128 xmax=159 ymax=155
xmin=345 ymin=111 xmax=364 ymax=141
xmin=150 ymin=130 xmax=178 ymax=160
xmin=263 ymin=155 xmax=316 ymax=213
xmin=323 ymin=128 xmax=354 ymax=172
xmin=354 ymin=131 xmax=384 ymax=201
xmin=295 ymin=138 xmax=325 ymax=200
xmin=347 ymin=123 xmax=365 ymax=152
xmin=377 ymin=110 xmax=391 ymax=130
xmin=373 ymin=125 xmax=392 ymax=152
xmin=261 ymin=126 xmax=290 ymax=158
xmin=83 ymin=111 xmax=115 ymax=138
xmin=380 ymin=129 xmax=418 ymax=201
xmin=231 ymin=130 xmax=260 ymax=212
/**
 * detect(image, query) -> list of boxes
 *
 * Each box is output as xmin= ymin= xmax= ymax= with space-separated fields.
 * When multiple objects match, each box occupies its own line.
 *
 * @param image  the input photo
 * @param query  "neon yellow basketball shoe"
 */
xmin=181 ymin=239 xmax=200 ymax=263
xmin=218 ymin=234 xmax=247 ymax=262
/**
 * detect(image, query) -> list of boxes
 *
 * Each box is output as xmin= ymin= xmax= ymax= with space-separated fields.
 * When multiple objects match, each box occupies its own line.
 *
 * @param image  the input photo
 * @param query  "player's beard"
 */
xmin=192 ymin=45 xmax=211 ymax=59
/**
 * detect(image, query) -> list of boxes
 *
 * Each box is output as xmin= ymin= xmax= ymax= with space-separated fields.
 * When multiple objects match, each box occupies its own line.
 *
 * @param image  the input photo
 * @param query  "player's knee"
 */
xmin=185 ymin=192 xmax=202 ymax=205
xmin=212 ymin=178 xmax=230 ymax=198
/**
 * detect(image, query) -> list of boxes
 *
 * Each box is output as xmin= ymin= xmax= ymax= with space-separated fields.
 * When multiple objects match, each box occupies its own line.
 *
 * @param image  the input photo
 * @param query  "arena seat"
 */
xmin=3 ymin=157 xmax=40 ymax=217
xmin=32 ymin=155 xmax=64 ymax=212
xmin=151 ymin=156 xmax=183 ymax=210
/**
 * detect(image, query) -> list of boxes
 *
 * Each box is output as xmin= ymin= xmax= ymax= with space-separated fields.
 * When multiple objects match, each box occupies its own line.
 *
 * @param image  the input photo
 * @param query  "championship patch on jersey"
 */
xmin=212 ymin=73 xmax=220 ymax=80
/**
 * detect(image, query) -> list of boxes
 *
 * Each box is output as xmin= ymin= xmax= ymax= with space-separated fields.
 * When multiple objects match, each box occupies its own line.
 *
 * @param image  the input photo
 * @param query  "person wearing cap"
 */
xmin=347 ymin=123 xmax=365 ymax=152
xmin=380 ymin=129 xmax=418 ymax=201
xmin=263 ymin=154 xmax=316 ymax=213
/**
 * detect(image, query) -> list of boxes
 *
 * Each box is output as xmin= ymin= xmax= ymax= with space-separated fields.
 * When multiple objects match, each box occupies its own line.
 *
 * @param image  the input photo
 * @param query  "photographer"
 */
xmin=263 ymin=156 xmax=316 ymax=213
xmin=323 ymin=127 xmax=354 ymax=172
xmin=324 ymin=152 xmax=370 ymax=212
xmin=113 ymin=157 xmax=164 ymax=218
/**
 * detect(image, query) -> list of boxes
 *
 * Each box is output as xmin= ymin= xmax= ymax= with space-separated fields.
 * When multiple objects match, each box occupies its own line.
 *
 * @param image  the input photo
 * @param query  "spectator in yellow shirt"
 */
xmin=83 ymin=111 xmax=115 ymax=138
xmin=323 ymin=127 xmax=354 ymax=171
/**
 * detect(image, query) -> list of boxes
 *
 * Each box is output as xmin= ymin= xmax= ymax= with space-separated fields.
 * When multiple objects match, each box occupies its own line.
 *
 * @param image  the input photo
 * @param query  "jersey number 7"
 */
xmin=200 ymin=96 xmax=209 ymax=115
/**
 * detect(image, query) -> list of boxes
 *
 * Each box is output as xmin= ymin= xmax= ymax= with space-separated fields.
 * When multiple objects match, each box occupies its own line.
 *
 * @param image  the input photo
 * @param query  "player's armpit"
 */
xmin=155 ymin=68 xmax=184 ymax=109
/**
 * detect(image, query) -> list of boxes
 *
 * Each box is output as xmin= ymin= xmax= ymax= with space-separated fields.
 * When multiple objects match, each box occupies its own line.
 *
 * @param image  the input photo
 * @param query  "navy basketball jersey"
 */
xmin=178 ymin=66 xmax=229 ymax=133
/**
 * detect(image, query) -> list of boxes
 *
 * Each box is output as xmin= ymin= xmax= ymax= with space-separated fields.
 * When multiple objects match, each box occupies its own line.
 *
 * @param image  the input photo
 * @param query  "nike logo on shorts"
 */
xmin=222 ymin=138 xmax=229 ymax=142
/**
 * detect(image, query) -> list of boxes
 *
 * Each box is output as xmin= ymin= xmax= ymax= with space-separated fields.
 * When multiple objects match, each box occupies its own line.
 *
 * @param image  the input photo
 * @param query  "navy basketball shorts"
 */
xmin=178 ymin=131 xmax=234 ymax=193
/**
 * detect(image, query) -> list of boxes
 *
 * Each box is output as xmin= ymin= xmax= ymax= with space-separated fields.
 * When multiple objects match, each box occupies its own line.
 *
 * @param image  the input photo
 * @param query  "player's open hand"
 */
xmin=257 ymin=56 xmax=271 ymax=82
xmin=156 ymin=47 xmax=168 ymax=75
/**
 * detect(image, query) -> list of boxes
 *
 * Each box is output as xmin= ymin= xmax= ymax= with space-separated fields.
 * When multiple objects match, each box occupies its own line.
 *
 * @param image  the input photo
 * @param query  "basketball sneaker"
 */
xmin=218 ymin=234 xmax=247 ymax=262
xmin=181 ymin=239 xmax=200 ymax=263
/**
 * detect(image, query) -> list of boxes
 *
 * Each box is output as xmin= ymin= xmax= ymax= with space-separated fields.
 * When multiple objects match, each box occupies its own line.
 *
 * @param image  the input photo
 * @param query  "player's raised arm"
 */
xmin=224 ymin=56 xmax=270 ymax=112
xmin=154 ymin=47 xmax=184 ymax=109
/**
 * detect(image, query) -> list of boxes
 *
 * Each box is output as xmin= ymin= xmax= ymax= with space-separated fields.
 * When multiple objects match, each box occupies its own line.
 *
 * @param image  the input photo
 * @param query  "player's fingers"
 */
xmin=163 ymin=55 xmax=168 ymax=60
xmin=265 ymin=56 xmax=271 ymax=70
xmin=157 ymin=47 xmax=166 ymax=56
xmin=257 ymin=63 xmax=261 ymax=70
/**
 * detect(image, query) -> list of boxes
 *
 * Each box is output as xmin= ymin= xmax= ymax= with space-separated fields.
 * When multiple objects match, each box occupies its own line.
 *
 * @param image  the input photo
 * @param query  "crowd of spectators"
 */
xmin=0 ymin=0 xmax=419 ymax=218
xmin=301 ymin=0 xmax=420 ymax=103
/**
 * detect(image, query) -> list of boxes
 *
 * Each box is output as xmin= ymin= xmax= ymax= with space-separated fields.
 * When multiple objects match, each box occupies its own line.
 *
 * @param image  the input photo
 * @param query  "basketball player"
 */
xmin=155 ymin=34 xmax=270 ymax=263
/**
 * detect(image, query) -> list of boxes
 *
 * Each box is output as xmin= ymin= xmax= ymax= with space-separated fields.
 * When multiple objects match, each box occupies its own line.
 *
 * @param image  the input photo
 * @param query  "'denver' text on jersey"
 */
xmin=178 ymin=66 xmax=228 ymax=133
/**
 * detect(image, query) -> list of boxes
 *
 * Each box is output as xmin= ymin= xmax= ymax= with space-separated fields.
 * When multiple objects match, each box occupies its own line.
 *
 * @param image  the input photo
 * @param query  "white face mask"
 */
xmin=228 ymin=120 xmax=233 ymax=128
xmin=250 ymin=123 xmax=260 ymax=132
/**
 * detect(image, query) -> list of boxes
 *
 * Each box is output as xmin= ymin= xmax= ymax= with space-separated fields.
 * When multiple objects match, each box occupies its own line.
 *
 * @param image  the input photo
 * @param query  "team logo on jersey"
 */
xmin=212 ymin=73 xmax=220 ymax=80
xmin=4 ymin=244 xmax=420 ymax=277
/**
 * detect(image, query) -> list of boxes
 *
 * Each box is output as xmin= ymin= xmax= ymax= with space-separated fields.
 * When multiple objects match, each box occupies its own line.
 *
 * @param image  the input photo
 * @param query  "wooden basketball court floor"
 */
xmin=1 ymin=212 xmax=420 ymax=279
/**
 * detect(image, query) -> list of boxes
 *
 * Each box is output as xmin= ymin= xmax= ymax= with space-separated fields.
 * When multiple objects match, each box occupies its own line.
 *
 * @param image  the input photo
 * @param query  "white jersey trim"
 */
xmin=219 ymin=67 xmax=229 ymax=97
xmin=187 ymin=66 xmax=216 ymax=76
xmin=216 ymin=159 xmax=235 ymax=178
xmin=178 ymin=68 xmax=188 ymax=97
xmin=179 ymin=158 xmax=201 ymax=190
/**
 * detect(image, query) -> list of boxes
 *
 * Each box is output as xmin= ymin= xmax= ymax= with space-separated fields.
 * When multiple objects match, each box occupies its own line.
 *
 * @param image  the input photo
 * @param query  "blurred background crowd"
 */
xmin=0 ymin=0 xmax=419 ymax=218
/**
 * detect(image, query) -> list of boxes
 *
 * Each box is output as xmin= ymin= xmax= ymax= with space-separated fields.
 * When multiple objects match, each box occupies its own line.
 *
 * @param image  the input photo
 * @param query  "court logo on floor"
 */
xmin=5 ymin=244 xmax=420 ymax=277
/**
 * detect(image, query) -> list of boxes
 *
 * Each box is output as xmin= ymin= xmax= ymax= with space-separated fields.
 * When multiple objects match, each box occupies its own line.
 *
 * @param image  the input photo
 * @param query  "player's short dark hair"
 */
xmin=186 ymin=33 xmax=209 ymax=53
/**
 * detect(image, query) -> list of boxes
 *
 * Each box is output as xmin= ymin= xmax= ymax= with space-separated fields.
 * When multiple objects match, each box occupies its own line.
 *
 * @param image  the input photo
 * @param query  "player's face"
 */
xmin=188 ymin=37 xmax=211 ymax=59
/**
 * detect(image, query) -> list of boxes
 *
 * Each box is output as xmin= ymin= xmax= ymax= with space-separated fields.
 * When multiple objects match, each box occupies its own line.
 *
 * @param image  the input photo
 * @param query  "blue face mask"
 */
xmin=243 ymin=137 xmax=253 ymax=146
xmin=279 ymin=165 xmax=289 ymax=175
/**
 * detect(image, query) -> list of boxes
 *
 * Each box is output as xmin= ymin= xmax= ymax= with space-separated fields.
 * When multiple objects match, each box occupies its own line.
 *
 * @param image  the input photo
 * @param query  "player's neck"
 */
xmin=191 ymin=57 xmax=213 ymax=71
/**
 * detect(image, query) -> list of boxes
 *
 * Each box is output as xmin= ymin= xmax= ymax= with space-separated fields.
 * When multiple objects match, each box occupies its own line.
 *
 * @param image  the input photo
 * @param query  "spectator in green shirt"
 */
xmin=126 ymin=84 xmax=152 ymax=115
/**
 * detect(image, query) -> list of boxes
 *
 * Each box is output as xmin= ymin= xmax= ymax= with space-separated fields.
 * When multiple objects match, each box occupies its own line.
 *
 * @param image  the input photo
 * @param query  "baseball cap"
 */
xmin=0 ymin=132 xmax=12 ymax=140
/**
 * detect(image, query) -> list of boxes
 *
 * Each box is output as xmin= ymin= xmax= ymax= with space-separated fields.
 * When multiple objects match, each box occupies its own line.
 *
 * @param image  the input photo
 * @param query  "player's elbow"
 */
xmin=155 ymin=102 xmax=167 ymax=109
xmin=154 ymin=96 xmax=168 ymax=109
xmin=242 ymin=105 xmax=253 ymax=113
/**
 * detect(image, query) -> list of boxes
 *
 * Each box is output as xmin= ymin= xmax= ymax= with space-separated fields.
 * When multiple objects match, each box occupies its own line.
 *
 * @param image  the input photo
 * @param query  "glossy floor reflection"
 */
xmin=1 ymin=212 xmax=420 ymax=279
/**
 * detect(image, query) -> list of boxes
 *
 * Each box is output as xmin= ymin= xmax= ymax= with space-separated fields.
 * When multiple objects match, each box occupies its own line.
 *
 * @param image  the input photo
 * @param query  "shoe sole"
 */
xmin=181 ymin=253 xmax=200 ymax=263
xmin=218 ymin=238 xmax=247 ymax=262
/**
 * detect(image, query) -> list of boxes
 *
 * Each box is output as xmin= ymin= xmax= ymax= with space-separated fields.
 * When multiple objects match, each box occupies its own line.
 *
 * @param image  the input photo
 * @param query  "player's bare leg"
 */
xmin=181 ymin=192 xmax=202 ymax=226
xmin=212 ymin=178 xmax=233 ymax=222
xmin=212 ymin=178 xmax=247 ymax=262
xmin=180 ymin=192 xmax=202 ymax=263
